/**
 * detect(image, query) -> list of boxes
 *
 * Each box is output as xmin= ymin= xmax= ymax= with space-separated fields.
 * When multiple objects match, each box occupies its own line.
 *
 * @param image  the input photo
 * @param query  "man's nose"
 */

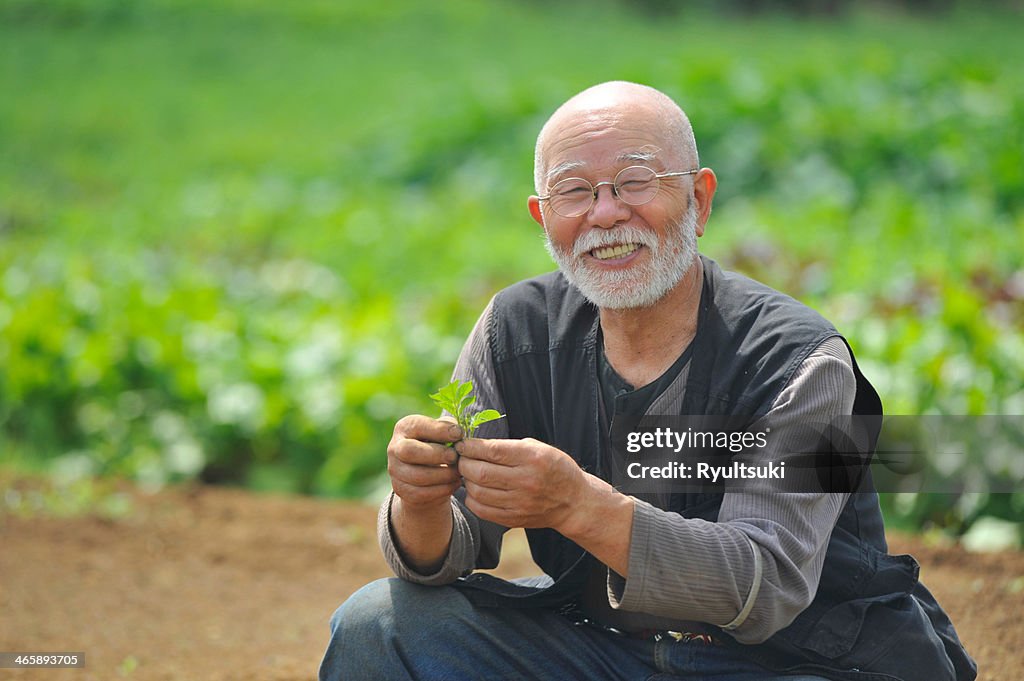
xmin=588 ymin=183 xmax=630 ymax=229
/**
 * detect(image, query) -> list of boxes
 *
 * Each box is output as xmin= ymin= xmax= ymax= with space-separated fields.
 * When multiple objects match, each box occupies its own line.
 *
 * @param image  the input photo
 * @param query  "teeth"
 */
xmin=593 ymin=243 xmax=639 ymax=260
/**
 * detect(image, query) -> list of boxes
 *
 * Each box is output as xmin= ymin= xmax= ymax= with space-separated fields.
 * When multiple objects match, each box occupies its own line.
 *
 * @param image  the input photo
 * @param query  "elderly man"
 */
xmin=319 ymin=82 xmax=975 ymax=681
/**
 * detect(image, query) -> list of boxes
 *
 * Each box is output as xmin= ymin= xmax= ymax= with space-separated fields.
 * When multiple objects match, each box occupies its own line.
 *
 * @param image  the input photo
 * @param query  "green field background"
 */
xmin=2 ymin=0 xmax=1022 ymax=536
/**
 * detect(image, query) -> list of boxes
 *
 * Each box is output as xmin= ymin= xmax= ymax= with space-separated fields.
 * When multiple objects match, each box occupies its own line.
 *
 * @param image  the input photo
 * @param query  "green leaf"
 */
xmin=469 ymin=409 xmax=504 ymax=428
xmin=428 ymin=381 xmax=503 ymax=437
xmin=428 ymin=390 xmax=451 ymax=413
xmin=430 ymin=380 xmax=465 ymax=415
xmin=439 ymin=381 xmax=459 ymax=405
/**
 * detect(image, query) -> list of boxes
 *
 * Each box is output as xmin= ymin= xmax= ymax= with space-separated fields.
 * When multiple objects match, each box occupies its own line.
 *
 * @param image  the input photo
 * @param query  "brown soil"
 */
xmin=0 ymin=482 xmax=1020 ymax=680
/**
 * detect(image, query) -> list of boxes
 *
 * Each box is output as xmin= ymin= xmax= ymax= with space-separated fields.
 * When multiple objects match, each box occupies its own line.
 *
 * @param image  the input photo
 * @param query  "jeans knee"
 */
xmin=320 ymin=578 xmax=467 ymax=681
xmin=329 ymin=578 xmax=392 ymax=638
xmin=321 ymin=579 xmax=396 ymax=681
xmin=329 ymin=578 xmax=464 ymax=640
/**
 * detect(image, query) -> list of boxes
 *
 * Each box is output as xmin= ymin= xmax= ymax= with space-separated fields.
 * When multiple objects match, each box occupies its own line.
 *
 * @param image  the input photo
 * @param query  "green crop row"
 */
xmin=1 ymin=0 xmax=1022 ymax=533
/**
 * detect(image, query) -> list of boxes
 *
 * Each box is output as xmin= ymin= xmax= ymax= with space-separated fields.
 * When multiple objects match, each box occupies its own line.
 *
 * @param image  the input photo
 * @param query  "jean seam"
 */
xmin=653 ymin=639 xmax=673 ymax=674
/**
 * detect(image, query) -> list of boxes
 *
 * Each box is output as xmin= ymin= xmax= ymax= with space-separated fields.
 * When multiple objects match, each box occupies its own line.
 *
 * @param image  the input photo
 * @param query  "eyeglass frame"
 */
xmin=536 ymin=166 xmax=699 ymax=218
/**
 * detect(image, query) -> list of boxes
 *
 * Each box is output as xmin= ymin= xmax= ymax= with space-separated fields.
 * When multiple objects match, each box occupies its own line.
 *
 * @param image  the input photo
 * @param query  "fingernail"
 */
xmin=449 ymin=424 xmax=463 ymax=440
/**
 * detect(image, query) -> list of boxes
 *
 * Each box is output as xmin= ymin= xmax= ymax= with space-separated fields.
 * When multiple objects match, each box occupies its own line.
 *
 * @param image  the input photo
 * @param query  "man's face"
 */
xmin=543 ymin=196 xmax=698 ymax=310
xmin=536 ymin=109 xmax=699 ymax=310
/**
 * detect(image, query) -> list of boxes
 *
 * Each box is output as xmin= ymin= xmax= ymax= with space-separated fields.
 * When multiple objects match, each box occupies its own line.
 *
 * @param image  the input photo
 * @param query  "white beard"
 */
xmin=544 ymin=200 xmax=699 ymax=310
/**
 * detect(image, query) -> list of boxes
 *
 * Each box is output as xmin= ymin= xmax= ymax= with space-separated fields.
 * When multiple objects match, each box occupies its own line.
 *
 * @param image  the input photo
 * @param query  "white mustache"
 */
xmin=571 ymin=226 xmax=658 ymax=258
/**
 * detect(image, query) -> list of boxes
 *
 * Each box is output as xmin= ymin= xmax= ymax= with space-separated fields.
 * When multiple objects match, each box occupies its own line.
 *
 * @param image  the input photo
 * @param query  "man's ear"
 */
xmin=693 ymin=168 xmax=717 ymax=237
xmin=528 ymin=196 xmax=545 ymax=228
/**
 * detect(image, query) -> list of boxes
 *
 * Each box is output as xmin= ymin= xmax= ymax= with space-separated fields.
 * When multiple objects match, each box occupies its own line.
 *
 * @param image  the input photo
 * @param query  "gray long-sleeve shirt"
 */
xmin=379 ymin=298 xmax=857 ymax=644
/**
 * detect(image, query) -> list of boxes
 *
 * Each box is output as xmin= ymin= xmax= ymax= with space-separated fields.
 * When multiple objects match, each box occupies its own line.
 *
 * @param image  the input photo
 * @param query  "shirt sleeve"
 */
xmin=377 ymin=299 xmax=510 ymax=584
xmin=606 ymin=336 xmax=858 ymax=644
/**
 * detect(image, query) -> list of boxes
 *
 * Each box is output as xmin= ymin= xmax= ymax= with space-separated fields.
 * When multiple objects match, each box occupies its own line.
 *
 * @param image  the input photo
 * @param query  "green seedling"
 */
xmin=429 ymin=380 xmax=504 ymax=440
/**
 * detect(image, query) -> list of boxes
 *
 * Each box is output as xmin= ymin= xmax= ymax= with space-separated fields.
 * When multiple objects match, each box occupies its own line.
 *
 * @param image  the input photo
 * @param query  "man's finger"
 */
xmin=390 ymin=458 xmax=461 ymax=488
xmin=463 ymin=479 xmax=517 ymax=507
xmin=393 ymin=479 xmax=461 ymax=507
xmin=458 ymin=457 xmax=514 ymax=490
xmin=394 ymin=414 xmax=463 ymax=445
xmin=463 ymin=494 xmax=520 ymax=528
xmin=455 ymin=438 xmax=514 ymax=465
xmin=391 ymin=437 xmax=459 ymax=466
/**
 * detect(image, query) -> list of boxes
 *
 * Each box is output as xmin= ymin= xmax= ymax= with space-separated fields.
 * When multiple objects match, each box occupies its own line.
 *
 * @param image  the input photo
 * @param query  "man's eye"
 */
xmin=620 ymin=180 xmax=652 ymax=190
xmin=557 ymin=186 xmax=591 ymax=197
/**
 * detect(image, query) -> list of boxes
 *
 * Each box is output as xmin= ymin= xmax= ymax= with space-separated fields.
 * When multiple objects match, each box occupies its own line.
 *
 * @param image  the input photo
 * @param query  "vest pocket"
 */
xmin=798 ymin=592 xmax=955 ymax=680
xmin=785 ymin=551 xmax=955 ymax=680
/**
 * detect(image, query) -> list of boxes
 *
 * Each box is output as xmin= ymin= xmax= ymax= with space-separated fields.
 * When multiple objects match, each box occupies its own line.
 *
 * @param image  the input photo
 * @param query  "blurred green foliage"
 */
xmin=1 ymin=0 xmax=1022 ymax=532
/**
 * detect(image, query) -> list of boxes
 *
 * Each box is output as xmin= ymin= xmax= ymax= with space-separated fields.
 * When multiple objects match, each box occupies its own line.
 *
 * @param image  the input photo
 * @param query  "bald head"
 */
xmin=533 ymin=81 xmax=698 ymax=194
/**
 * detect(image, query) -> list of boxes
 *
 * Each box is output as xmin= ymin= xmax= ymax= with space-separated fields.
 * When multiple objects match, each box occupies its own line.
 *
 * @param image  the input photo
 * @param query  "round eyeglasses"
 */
xmin=537 ymin=166 xmax=698 ymax=218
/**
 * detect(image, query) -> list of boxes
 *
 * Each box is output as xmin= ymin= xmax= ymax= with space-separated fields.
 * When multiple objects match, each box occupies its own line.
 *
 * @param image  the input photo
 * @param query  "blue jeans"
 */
xmin=318 ymin=578 xmax=830 ymax=681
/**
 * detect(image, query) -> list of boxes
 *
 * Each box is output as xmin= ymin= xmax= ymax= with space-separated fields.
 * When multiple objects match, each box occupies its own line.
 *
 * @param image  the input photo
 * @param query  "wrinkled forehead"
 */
xmin=541 ymin=108 xmax=676 ymax=183
xmin=545 ymin=147 xmax=666 ymax=185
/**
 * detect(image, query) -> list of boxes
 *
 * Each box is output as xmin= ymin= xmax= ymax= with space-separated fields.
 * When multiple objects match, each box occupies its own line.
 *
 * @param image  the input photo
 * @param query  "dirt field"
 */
xmin=1 ymin=482 xmax=1019 ymax=680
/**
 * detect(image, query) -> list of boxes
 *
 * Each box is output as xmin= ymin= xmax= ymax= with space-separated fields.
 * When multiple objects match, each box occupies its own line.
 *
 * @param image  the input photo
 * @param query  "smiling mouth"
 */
xmin=591 ymin=243 xmax=640 ymax=260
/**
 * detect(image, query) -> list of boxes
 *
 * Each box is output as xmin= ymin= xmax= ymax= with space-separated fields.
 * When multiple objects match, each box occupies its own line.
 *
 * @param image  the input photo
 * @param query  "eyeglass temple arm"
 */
xmin=656 ymin=169 xmax=699 ymax=178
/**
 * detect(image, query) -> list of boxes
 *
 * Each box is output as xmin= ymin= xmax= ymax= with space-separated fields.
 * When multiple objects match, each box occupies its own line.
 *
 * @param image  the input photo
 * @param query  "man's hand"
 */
xmin=455 ymin=437 xmax=586 ymax=532
xmin=456 ymin=437 xmax=634 ymax=576
xmin=386 ymin=415 xmax=463 ymax=574
xmin=387 ymin=415 xmax=463 ymax=509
